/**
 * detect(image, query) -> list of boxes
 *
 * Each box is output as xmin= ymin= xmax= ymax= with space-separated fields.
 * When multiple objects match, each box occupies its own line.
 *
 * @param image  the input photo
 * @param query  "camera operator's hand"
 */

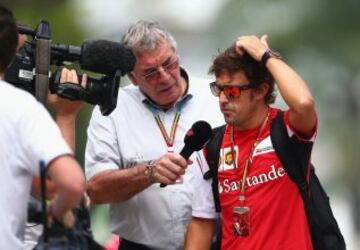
xmin=16 ymin=33 xmax=28 ymax=52
xmin=47 ymin=68 xmax=87 ymax=118
xmin=48 ymin=204 xmax=76 ymax=229
xmin=83 ymin=192 xmax=91 ymax=209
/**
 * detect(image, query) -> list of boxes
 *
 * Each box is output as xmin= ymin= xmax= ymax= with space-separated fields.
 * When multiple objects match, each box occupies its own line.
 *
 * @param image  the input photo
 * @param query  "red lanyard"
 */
xmin=231 ymin=108 xmax=270 ymax=204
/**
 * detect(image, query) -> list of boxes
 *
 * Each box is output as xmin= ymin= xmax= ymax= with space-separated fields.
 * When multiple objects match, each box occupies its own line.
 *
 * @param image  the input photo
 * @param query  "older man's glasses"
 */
xmin=139 ymin=57 xmax=179 ymax=81
xmin=209 ymin=81 xmax=255 ymax=99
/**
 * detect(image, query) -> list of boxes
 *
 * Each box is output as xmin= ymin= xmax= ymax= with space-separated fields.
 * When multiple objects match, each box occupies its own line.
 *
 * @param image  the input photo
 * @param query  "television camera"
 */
xmin=5 ymin=20 xmax=136 ymax=115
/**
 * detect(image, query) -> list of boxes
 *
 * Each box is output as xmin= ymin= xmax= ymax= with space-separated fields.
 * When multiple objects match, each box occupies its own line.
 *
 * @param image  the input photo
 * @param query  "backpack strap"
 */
xmin=204 ymin=125 xmax=226 ymax=213
xmin=270 ymin=111 xmax=310 ymax=198
xmin=270 ymin=111 xmax=318 ymax=241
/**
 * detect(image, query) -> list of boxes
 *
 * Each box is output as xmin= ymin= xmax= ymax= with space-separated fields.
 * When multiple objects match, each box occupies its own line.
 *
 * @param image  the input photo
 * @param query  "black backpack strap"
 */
xmin=204 ymin=125 xmax=226 ymax=213
xmin=271 ymin=111 xmax=346 ymax=250
xmin=270 ymin=111 xmax=320 ymax=244
xmin=270 ymin=111 xmax=310 ymax=199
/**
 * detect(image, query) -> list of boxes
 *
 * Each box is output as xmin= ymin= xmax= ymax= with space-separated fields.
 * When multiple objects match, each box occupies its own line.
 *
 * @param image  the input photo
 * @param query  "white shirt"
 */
xmin=85 ymin=72 xmax=224 ymax=250
xmin=0 ymin=80 xmax=72 ymax=250
xmin=191 ymin=151 xmax=218 ymax=219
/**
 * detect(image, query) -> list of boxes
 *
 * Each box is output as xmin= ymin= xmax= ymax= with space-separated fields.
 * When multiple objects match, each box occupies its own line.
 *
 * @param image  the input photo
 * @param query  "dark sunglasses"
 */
xmin=209 ymin=81 xmax=256 ymax=99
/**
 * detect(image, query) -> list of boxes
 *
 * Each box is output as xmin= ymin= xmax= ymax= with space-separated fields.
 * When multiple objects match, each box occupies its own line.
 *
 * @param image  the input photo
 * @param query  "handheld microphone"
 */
xmin=160 ymin=121 xmax=212 ymax=187
xmin=180 ymin=121 xmax=213 ymax=158
xmin=51 ymin=40 xmax=136 ymax=75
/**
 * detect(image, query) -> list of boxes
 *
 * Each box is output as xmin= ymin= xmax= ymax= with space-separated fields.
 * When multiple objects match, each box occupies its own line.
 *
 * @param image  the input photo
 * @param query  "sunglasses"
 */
xmin=209 ymin=81 xmax=256 ymax=99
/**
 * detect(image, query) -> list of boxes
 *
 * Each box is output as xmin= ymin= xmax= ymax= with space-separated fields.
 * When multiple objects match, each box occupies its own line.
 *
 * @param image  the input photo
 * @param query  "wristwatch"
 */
xmin=144 ymin=160 xmax=156 ymax=183
xmin=260 ymin=49 xmax=282 ymax=67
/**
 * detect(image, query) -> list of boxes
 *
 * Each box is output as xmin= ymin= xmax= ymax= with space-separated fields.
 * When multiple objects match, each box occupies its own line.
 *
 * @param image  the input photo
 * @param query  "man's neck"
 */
xmin=148 ymin=75 xmax=188 ymax=110
xmin=0 ymin=73 xmax=4 ymax=80
xmin=233 ymin=104 xmax=270 ymax=131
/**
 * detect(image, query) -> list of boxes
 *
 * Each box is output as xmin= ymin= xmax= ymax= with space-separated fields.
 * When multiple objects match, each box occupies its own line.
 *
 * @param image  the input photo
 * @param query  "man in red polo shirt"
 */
xmin=185 ymin=35 xmax=317 ymax=250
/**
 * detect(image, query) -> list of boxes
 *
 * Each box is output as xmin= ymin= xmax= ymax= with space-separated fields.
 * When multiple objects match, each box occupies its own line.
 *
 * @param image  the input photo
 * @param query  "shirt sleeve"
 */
xmin=85 ymin=106 xmax=121 ymax=180
xmin=19 ymin=98 xmax=72 ymax=176
xmin=283 ymin=110 xmax=318 ymax=142
xmin=192 ymin=151 xmax=217 ymax=219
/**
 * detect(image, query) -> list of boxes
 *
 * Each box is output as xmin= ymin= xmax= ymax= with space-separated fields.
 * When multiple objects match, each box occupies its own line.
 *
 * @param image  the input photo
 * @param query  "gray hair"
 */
xmin=121 ymin=20 xmax=177 ymax=53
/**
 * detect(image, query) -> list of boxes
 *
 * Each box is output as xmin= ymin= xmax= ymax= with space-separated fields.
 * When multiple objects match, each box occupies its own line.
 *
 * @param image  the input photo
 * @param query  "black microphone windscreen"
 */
xmin=80 ymin=40 xmax=136 ymax=75
xmin=184 ymin=121 xmax=212 ymax=151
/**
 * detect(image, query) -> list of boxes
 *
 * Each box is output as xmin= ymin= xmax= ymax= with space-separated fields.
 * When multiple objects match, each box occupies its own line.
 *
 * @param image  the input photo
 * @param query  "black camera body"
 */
xmin=5 ymin=20 xmax=135 ymax=115
xmin=5 ymin=42 xmax=35 ymax=93
xmin=28 ymin=199 xmax=103 ymax=250
xmin=26 ymin=163 xmax=104 ymax=250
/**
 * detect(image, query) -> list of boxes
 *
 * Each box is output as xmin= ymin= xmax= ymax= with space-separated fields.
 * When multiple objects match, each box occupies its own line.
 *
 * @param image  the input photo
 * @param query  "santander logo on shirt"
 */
xmin=218 ymin=164 xmax=286 ymax=194
xmin=218 ymin=136 xmax=287 ymax=194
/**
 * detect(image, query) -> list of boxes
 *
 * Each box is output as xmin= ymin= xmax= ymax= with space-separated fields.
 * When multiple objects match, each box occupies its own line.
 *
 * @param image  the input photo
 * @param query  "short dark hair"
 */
xmin=209 ymin=45 xmax=276 ymax=104
xmin=0 ymin=5 xmax=18 ymax=73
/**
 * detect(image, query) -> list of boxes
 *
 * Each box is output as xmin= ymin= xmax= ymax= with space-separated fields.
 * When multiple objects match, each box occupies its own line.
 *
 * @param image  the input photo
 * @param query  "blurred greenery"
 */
xmin=3 ymin=0 xmax=360 ymax=246
xmin=213 ymin=0 xmax=360 ymax=187
xmin=238 ymin=2 xmax=359 ymax=239
xmin=215 ymin=0 xmax=360 ymax=239
xmin=3 ymin=0 xmax=85 ymax=44
xmin=2 ymin=0 xmax=94 ymax=165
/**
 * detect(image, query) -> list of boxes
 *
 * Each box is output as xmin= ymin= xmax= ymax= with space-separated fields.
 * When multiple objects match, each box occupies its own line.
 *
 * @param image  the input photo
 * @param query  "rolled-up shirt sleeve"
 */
xmin=284 ymin=110 xmax=318 ymax=142
xmin=20 ymin=100 xmax=72 ymax=175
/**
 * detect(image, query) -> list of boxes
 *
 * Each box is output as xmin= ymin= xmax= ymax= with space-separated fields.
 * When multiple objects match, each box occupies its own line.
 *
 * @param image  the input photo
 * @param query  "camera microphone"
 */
xmin=51 ymin=40 xmax=136 ymax=75
xmin=160 ymin=121 xmax=212 ymax=187
xmin=10 ymin=22 xmax=135 ymax=115
xmin=80 ymin=40 xmax=136 ymax=75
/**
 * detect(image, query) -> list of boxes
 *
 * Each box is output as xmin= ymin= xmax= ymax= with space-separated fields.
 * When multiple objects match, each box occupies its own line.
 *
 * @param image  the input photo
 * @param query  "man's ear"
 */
xmin=255 ymin=82 xmax=269 ymax=100
xmin=128 ymin=72 xmax=139 ymax=86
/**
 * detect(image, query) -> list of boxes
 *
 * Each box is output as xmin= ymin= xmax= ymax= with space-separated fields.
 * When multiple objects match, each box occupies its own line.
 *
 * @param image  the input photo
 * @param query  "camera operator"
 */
xmin=12 ymin=24 xmax=93 ymax=250
xmin=25 ymin=68 xmax=87 ymax=250
xmin=0 ymin=5 xmax=85 ymax=250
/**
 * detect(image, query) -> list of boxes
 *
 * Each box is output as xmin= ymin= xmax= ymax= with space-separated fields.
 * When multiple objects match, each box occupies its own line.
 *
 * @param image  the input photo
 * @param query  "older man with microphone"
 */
xmin=85 ymin=20 xmax=224 ymax=250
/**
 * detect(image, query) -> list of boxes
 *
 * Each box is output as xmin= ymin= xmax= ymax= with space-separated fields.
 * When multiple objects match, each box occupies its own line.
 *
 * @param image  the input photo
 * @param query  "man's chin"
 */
xmin=222 ymin=113 xmax=231 ymax=120
xmin=224 ymin=117 xmax=234 ymax=125
xmin=164 ymin=100 xmax=178 ymax=108
xmin=160 ymin=93 xmax=181 ymax=107
xmin=157 ymin=97 xmax=178 ymax=109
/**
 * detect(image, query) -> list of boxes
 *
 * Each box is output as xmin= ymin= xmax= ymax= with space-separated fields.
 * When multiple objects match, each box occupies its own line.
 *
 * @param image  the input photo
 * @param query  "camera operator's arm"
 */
xmin=47 ymin=68 xmax=86 ymax=151
xmin=31 ymin=178 xmax=56 ymax=200
xmin=32 ymin=68 xmax=87 ymax=200
xmin=44 ymin=69 xmax=86 ymax=226
xmin=87 ymin=153 xmax=188 ymax=204
xmin=46 ymin=155 xmax=85 ymax=227
xmin=235 ymin=35 xmax=316 ymax=136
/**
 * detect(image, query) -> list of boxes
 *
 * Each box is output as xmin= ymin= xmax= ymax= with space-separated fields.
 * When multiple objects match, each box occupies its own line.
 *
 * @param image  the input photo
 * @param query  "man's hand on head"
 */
xmin=235 ymin=35 xmax=270 ymax=61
